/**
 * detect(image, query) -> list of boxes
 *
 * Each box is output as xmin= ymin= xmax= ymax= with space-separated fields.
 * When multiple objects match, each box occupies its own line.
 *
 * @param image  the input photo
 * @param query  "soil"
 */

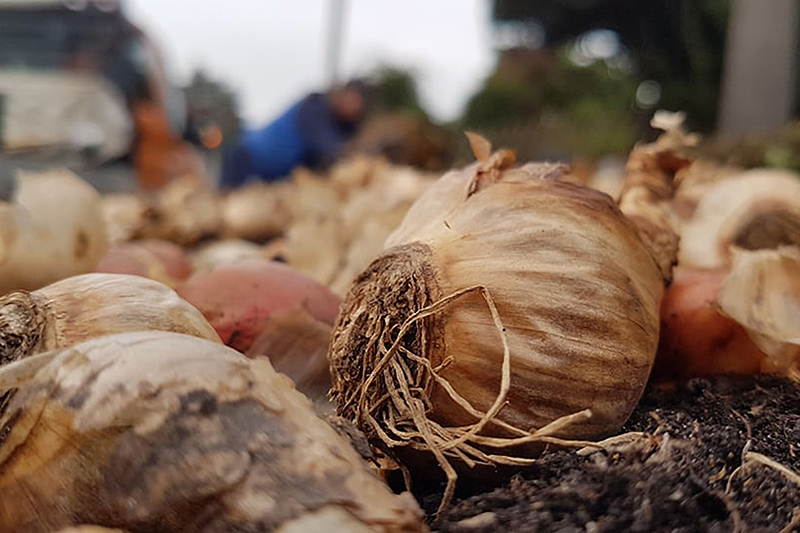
xmin=416 ymin=376 xmax=800 ymax=532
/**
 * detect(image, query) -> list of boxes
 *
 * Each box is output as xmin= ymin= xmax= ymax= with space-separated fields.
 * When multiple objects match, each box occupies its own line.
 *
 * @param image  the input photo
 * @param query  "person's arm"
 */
xmin=295 ymin=95 xmax=347 ymax=169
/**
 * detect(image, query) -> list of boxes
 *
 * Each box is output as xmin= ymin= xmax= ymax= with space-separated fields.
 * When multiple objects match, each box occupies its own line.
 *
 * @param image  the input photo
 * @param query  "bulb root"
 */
xmin=349 ymin=284 xmax=598 ymax=516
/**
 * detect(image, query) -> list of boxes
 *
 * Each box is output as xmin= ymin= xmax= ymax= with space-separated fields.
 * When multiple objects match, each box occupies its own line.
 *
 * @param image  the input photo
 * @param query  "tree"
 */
xmin=491 ymin=0 xmax=731 ymax=130
xmin=370 ymin=66 xmax=428 ymax=118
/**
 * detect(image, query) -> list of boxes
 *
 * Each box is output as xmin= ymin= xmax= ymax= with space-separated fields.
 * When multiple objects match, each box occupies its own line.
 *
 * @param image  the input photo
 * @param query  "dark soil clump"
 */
xmin=426 ymin=375 xmax=800 ymax=532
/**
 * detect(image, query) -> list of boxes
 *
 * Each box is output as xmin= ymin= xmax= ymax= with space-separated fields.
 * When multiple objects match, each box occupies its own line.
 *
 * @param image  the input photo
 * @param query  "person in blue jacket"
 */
xmin=219 ymin=80 xmax=367 ymax=189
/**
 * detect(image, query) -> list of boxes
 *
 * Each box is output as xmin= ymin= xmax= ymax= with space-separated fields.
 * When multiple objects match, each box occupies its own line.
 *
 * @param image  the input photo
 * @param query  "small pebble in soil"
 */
xmin=452 ymin=512 xmax=497 ymax=531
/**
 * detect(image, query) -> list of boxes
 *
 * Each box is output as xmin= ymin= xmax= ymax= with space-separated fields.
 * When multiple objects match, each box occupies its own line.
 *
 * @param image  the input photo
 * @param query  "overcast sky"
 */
xmin=125 ymin=0 xmax=497 ymax=126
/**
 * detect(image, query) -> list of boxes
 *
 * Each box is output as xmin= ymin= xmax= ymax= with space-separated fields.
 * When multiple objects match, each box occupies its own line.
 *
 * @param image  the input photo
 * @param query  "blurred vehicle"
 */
xmin=0 ymin=0 xmax=205 ymax=190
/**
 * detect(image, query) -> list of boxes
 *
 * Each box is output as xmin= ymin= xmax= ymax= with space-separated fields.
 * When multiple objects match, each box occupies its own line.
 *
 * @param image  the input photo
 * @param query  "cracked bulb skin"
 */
xmin=0 ymin=332 xmax=425 ymax=532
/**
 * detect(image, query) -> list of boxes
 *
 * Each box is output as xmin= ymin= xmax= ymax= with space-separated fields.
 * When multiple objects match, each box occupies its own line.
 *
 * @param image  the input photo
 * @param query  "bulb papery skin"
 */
xmin=0 ymin=273 xmax=221 ymax=367
xmin=0 ymin=169 xmax=108 ymax=294
xmin=717 ymin=246 xmax=800 ymax=377
xmin=679 ymin=169 xmax=800 ymax=269
xmin=330 ymin=174 xmax=665 ymax=446
xmin=0 ymin=332 xmax=425 ymax=531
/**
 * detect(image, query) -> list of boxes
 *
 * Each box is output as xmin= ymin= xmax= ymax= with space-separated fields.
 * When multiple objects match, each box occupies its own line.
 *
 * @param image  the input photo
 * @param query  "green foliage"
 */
xmin=461 ymin=50 xmax=639 ymax=157
xmin=490 ymin=0 xmax=732 ymax=131
xmin=370 ymin=66 xmax=428 ymax=119
xmin=700 ymin=121 xmax=800 ymax=173
xmin=462 ymin=75 xmax=539 ymax=129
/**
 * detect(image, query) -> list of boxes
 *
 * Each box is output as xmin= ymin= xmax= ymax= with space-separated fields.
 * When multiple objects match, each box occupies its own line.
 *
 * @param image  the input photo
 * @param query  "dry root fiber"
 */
xmin=433 ymin=376 xmax=800 ymax=532
xmin=330 ymin=131 xmax=680 ymax=515
xmin=331 ymin=270 xmax=598 ymax=514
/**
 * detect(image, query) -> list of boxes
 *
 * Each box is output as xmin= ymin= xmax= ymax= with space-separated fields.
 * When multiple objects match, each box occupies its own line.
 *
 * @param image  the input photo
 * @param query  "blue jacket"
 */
xmin=220 ymin=93 xmax=355 ymax=188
